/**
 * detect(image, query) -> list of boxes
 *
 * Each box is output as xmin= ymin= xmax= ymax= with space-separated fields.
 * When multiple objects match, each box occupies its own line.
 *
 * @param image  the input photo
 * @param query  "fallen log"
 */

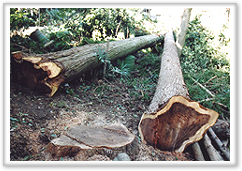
xmin=138 ymin=29 xmax=219 ymax=153
xmin=11 ymin=34 xmax=163 ymax=96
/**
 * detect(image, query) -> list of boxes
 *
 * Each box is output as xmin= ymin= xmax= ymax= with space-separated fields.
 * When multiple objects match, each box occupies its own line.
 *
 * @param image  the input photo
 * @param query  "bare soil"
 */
xmin=10 ymin=57 xmax=194 ymax=161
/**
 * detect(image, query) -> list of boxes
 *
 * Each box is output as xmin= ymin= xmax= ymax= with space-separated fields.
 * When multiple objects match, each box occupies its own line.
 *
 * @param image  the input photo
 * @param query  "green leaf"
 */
xmin=10 ymin=117 xmax=19 ymax=122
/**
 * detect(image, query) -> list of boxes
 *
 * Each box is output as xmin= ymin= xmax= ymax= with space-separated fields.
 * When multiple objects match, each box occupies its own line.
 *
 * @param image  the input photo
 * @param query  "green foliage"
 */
xmin=10 ymin=8 xmax=46 ymax=53
xmin=10 ymin=34 xmax=44 ymax=53
xmin=137 ymin=53 xmax=160 ymax=79
xmin=181 ymin=15 xmax=230 ymax=73
xmin=111 ymin=63 xmax=130 ymax=78
xmin=10 ymin=8 xmax=157 ymax=53
xmin=95 ymin=46 xmax=130 ymax=78
xmin=121 ymin=53 xmax=161 ymax=102
xmin=181 ymin=15 xmax=230 ymax=119
xmin=10 ymin=8 xmax=37 ymax=31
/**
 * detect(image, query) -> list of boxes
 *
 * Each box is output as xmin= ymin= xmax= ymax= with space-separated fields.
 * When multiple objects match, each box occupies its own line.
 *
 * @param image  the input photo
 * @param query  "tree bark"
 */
xmin=11 ymin=34 xmax=163 ymax=96
xmin=148 ymin=31 xmax=189 ymax=113
xmin=147 ymin=6 xmax=191 ymax=113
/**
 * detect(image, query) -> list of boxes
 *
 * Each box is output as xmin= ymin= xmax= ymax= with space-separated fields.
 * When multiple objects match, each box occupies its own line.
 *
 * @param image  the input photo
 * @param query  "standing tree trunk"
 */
xmin=176 ymin=8 xmax=192 ymax=57
xmin=11 ymin=34 xmax=163 ymax=96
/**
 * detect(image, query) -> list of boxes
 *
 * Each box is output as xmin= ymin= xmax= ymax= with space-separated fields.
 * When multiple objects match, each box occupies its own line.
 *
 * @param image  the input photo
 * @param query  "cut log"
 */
xmin=64 ymin=124 xmax=135 ymax=148
xmin=139 ymin=95 xmax=219 ymax=152
xmin=11 ymin=34 xmax=163 ymax=96
xmin=138 ymin=30 xmax=219 ymax=153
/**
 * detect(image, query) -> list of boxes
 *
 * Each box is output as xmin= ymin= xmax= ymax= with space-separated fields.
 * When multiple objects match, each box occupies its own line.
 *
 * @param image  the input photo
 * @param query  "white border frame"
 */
xmin=2 ymin=2 xmax=239 ymax=169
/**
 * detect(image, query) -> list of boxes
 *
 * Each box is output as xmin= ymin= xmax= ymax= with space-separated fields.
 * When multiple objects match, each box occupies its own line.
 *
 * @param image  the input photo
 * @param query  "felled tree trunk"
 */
xmin=138 ymin=30 xmax=219 ymax=153
xmin=11 ymin=34 xmax=163 ymax=96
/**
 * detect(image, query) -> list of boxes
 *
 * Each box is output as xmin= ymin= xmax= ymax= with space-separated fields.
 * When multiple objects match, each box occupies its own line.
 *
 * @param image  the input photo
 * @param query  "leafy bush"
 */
xmin=10 ymin=8 xmax=37 ymax=31
xmin=10 ymin=8 xmax=158 ymax=53
xmin=10 ymin=34 xmax=44 ymax=53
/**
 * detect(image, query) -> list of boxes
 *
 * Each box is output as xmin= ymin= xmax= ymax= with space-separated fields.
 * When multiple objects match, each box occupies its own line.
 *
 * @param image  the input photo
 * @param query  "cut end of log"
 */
xmin=39 ymin=62 xmax=61 ymax=79
xmin=11 ymin=51 xmax=63 ymax=97
xmin=138 ymin=95 xmax=219 ymax=152
xmin=22 ymin=56 xmax=42 ymax=64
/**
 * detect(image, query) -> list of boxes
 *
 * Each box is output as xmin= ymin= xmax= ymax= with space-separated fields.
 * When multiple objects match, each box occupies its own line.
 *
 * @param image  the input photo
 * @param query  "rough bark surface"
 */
xmin=11 ymin=34 xmax=163 ymax=96
xmin=148 ymin=31 xmax=189 ymax=113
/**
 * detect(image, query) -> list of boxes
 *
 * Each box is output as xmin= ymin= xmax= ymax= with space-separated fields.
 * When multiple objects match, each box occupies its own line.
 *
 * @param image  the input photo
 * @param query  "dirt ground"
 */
xmin=10 ymin=65 xmax=194 ymax=161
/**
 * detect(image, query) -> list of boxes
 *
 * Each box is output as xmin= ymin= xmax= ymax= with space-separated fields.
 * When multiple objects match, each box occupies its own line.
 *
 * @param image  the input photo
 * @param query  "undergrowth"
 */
xmin=181 ymin=15 xmax=230 ymax=120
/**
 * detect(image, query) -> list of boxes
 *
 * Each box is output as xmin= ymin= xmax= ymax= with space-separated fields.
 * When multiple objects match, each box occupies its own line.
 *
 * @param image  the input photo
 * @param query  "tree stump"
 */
xmin=45 ymin=124 xmax=139 ymax=160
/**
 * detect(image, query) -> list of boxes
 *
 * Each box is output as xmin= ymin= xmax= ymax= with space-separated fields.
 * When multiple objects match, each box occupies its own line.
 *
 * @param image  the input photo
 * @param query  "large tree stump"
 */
xmin=44 ymin=124 xmax=139 ymax=160
xmin=11 ymin=34 xmax=163 ymax=96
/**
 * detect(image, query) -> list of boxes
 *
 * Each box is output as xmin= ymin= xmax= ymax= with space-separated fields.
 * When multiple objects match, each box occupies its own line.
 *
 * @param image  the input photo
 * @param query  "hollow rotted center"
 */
xmin=140 ymin=102 xmax=210 ymax=151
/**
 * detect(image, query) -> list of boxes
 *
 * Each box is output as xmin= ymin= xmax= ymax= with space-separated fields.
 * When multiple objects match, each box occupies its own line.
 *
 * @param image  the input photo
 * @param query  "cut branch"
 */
xmin=188 ymin=75 xmax=229 ymax=109
xmin=191 ymin=142 xmax=205 ymax=161
xmin=188 ymin=75 xmax=215 ymax=97
xmin=11 ymin=34 xmax=163 ymax=96
xmin=203 ymin=133 xmax=224 ymax=161
xmin=207 ymin=127 xmax=230 ymax=160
